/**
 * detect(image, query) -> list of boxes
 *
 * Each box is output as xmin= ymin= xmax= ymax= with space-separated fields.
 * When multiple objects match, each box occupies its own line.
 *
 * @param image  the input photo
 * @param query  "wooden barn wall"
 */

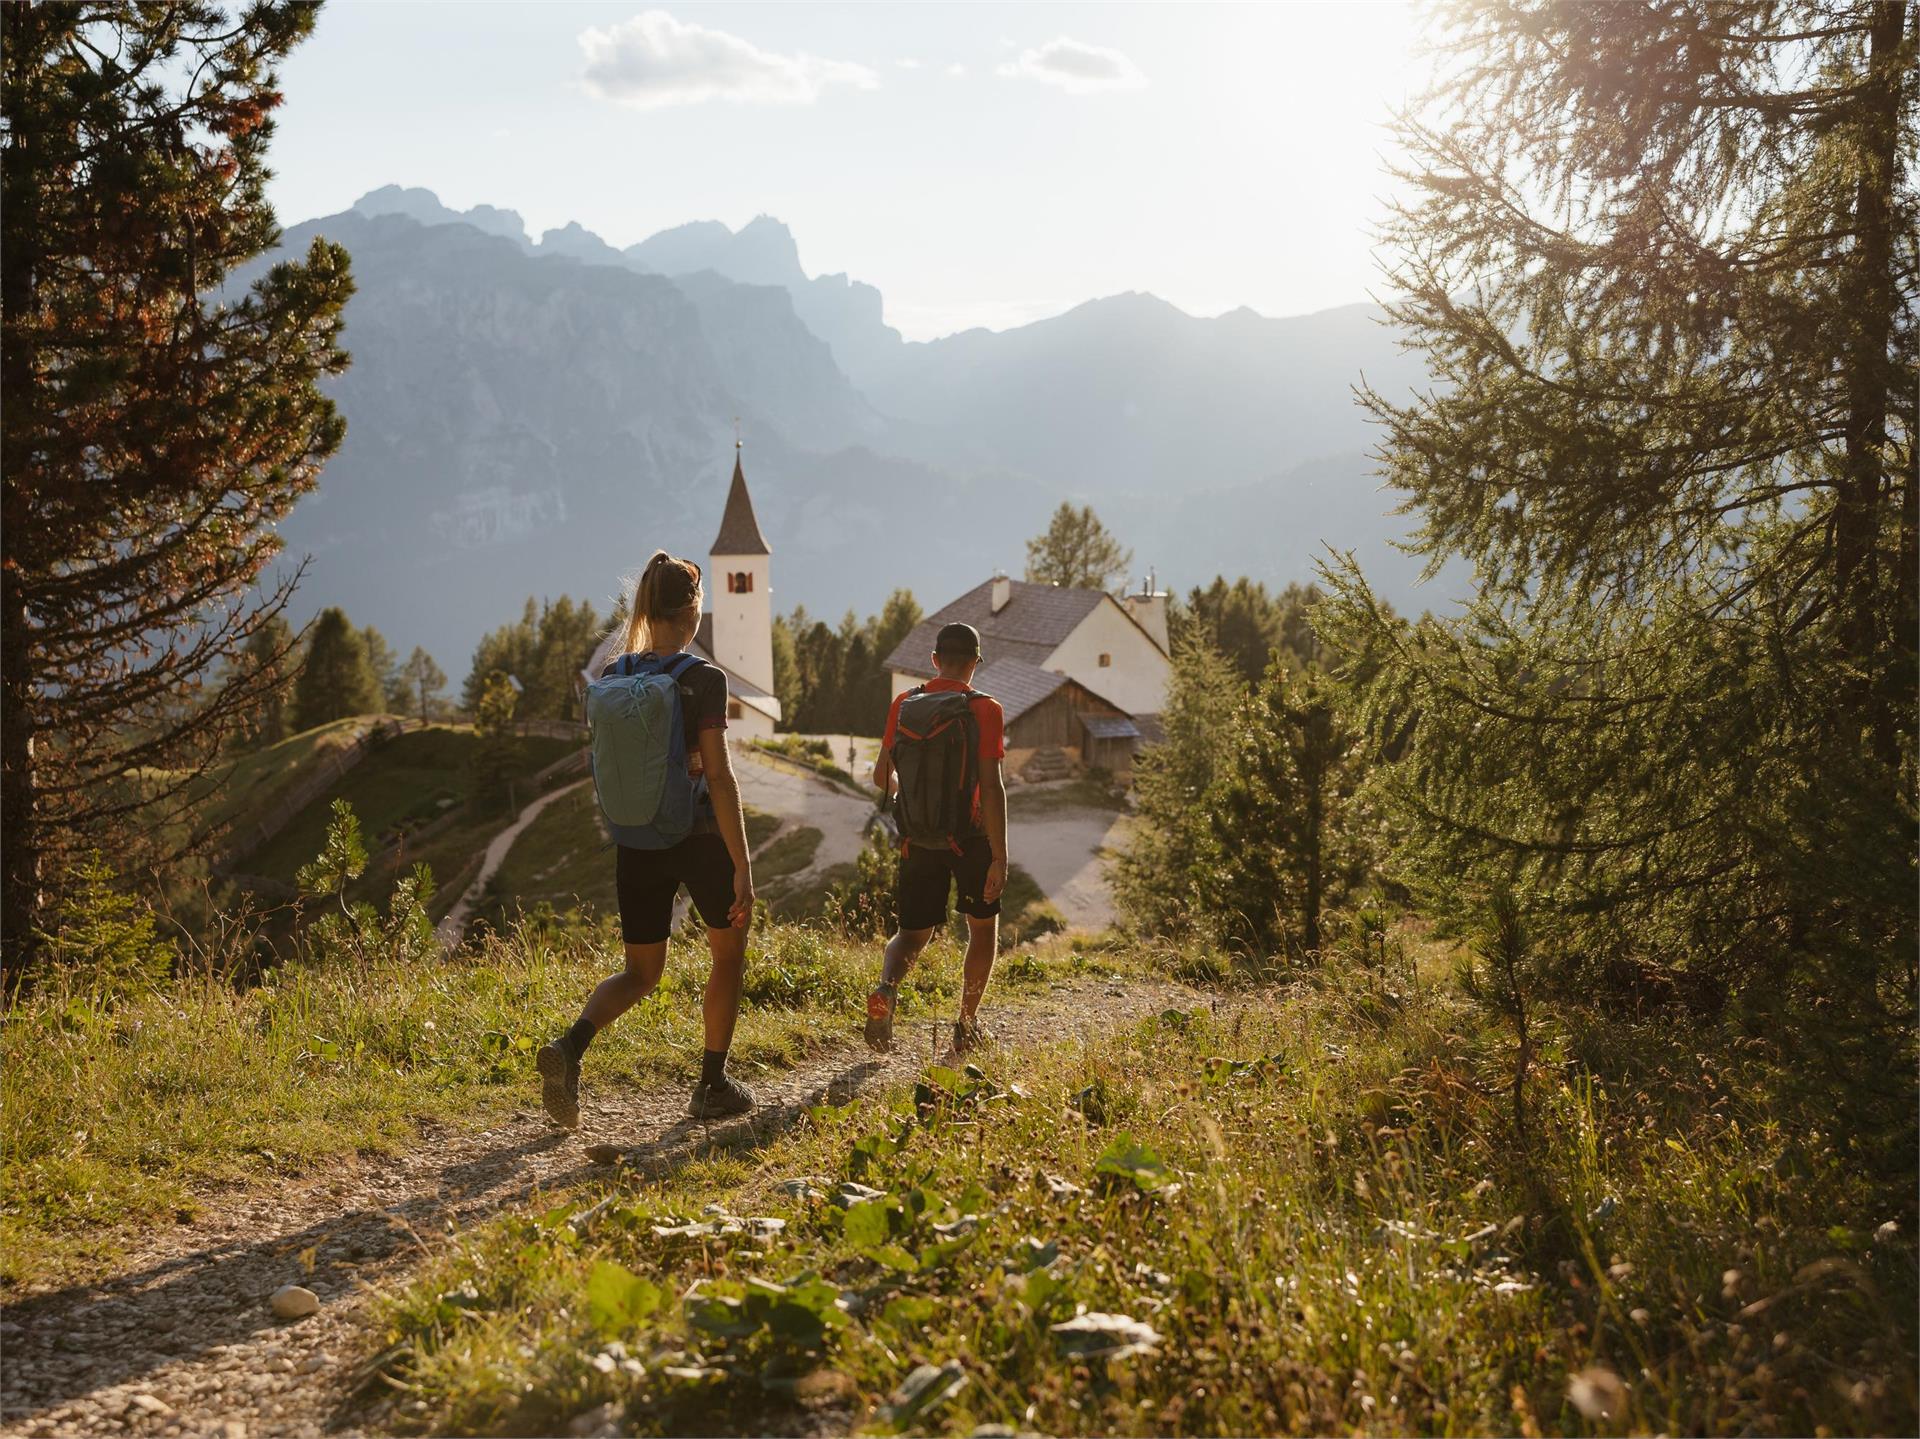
xmin=1005 ymin=682 xmax=1128 ymax=751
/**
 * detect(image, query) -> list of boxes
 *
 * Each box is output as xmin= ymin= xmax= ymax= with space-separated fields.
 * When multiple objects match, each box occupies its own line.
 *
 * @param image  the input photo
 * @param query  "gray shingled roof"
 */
xmin=885 ymin=578 xmax=1105 ymax=679
xmin=970 ymin=658 xmax=1070 ymax=725
xmin=1080 ymin=713 xmax=1141 ymax=741
xmin=710 ymin=451 xmax=770 ymax=556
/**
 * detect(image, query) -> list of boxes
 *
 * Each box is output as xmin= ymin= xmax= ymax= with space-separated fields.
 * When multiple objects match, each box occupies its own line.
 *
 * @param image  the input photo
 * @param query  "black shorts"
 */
xmin=897 ymin=835 xmax=1002 ymax=932
xmin=615 ymin=836 xmax=736 ymax=944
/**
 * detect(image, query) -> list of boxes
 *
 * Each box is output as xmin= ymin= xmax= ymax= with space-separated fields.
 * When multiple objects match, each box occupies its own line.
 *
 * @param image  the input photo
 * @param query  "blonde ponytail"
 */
xmin=623 ymin=550 xmax=703 ymax=654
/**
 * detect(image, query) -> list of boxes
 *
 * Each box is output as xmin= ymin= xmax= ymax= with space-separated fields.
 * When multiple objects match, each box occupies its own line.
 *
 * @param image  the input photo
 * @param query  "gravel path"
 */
xmin=1010 ymin=805 xmax=1131 ymax=931
xmin=0 ymin=975 xmax=1196 ymax=1439
xmin=730 ymin=750 xmax=876 ymax=879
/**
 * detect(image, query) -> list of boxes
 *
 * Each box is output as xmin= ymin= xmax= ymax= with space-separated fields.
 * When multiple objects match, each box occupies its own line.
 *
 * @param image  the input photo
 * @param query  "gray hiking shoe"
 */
xmin=864 ymin=981 xmax=898 ymax=1053
xmin=689 ymin=1074 xmax=755 ymax=1120
xmin=951 ymin=1018 xmax=992 ymax=1058
xmin=536 ymin=1042 xmax=580 ymax=1129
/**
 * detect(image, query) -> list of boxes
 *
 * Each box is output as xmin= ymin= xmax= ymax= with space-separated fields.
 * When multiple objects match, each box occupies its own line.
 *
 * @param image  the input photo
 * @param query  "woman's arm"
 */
xmin=697 ymin=727 xmax=755 ymax=926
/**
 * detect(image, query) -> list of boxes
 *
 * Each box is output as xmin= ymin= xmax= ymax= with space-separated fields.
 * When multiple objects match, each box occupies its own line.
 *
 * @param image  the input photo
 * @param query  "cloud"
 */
xmin=895 ymin=58 xmax=923 ymax=70
xmin=997 ymin=36 xmax=1146 ymax=94
xmin=946 ymin=62 xmax=967 ymax=78
xmin=579 ymin=10 xmax=878 ymax=109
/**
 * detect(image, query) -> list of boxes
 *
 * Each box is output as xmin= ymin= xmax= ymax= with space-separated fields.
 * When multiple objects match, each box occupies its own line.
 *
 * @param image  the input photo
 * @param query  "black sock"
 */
xmin=700 ymin=1048 xmax=728 ymax=1086
xmin=559 ymin=1018 xmax=597 ymax=1063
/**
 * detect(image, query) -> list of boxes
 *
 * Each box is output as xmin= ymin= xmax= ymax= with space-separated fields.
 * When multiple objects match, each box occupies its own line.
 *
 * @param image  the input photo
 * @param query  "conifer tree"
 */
xmin=361 ymin=626 xmax=401 ymax=713
xmin=400 ymin=647 xmax=447 ymax=724
xmin=1326 ymin=1 xmax=1915 ymax=1081
xmin=293 ymin=608 xmax=380 ymax=729
xmin=1024 ymin=503 xmax=1133 ymax=592
xmin=235 ymin=614 xmax=299 ymax=749
xmin=1200 ymin=663 xmax=1369 ymax=958
xmin=1 ymin=1 xmax=353 ymax=981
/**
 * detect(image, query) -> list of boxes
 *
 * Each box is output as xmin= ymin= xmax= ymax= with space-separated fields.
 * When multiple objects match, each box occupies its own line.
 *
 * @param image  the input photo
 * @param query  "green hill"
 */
xmin=240 ymin=724 xmax=576 ymax=884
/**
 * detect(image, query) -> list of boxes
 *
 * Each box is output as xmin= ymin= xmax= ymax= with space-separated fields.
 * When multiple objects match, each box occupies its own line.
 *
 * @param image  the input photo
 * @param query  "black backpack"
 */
xmin=891 ymin=687 xmax=981 ymax=849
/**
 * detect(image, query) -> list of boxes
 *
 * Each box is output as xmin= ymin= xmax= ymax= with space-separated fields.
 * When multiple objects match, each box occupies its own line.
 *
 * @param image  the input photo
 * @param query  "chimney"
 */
xmin=990 ymin=572 xmax=1012 ymax=614
xmin=1124 ymin=569 xmax=1169 ymax=651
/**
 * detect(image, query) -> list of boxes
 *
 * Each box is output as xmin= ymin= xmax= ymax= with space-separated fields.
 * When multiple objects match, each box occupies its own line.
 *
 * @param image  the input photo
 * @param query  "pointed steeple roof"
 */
xmin=710 ymin=444 xmax=771 ymax=557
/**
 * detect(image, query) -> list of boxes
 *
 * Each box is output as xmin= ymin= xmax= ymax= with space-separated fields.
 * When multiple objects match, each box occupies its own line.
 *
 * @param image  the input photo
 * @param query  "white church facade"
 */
xmin=581 ymin=446 xmax=783 ymax=740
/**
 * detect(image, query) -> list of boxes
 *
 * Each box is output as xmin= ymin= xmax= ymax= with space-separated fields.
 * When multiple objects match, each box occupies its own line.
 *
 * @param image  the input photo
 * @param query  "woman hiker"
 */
xmin=536 ymin=551 xmax=757 ymax=1126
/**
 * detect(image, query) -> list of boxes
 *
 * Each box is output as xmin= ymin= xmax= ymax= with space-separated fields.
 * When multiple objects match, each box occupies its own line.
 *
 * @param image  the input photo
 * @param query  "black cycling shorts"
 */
xmin=897 ymin=835 xmax=1002 ymax=932
xmin=615 ymin=835 xmax=736 ymax=944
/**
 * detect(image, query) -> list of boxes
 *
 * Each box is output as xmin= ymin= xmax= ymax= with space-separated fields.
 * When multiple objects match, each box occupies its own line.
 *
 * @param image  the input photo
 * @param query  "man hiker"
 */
xmin=864 ymin=621 xmax=1009 ymax=1056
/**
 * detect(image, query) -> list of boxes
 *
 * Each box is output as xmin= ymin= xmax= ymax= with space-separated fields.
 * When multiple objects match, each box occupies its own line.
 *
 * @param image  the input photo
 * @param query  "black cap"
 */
xmin=934 ymin=622 xmax=981 ymax=658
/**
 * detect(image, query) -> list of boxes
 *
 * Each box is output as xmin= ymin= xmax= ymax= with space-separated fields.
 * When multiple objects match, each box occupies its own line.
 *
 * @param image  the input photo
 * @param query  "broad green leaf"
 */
xmin=878 ymin=1362 xmax=968 ymax=1430
xmin=585 ymin=1260 xmax=662 ymax=1335
xmin=844 ymin=1199 xmax=894 ymax=1249
xmin=1094 ymin=1134 xmax=1170 ymax=1191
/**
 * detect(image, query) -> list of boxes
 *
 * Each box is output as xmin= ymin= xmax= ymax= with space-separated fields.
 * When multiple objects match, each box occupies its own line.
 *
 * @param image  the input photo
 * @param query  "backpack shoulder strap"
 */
xmin=664 ymin=653 xmax=702 ymax=682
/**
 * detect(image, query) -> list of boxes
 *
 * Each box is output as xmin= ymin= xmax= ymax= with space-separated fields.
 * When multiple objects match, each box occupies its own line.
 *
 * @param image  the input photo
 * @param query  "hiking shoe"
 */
xmin=951 ymin=1018 xmax=992 ymax=1058
xmin=864 ymin=981 xmax=898 ymax=1053
xmin=689 ymin=1074 xmax=756 ymax=1120
xmin=535 ymin=1042 xmax=580 ymax=1129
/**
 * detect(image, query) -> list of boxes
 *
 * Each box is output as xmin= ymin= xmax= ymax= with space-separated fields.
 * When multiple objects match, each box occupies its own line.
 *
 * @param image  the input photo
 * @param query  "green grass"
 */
xmin=361 ymin=941 xmax=1916 ymax=1438
xmin=467 ymin=800 xmax=791 ymax=936
xmin=755 ymin=827 xmax=823 ymax=886
xmin=244 ymin=726 xmax=576 ymax=883
xmin=193 ymin=717 xmax=383 ymax=837
xmin=0 ymin=920 xmax=963 ymax=1293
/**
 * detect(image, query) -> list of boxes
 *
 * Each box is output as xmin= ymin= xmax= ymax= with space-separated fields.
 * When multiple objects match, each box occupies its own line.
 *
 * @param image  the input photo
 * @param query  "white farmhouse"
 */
xmin=581 ymin=445 xmax=783 ymax=740
xmin=884 ymin=574 xmax=1171 ymax=779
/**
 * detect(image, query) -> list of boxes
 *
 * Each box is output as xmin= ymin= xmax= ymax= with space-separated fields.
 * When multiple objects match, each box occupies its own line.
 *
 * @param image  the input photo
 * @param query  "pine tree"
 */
xmin=1112 ymin=639 xmax=1247 ymax=937
xmin=235 ymin=614 xmax=300 ymax=749
xmin=1 ymin=2 xmax=352 ymax=982
xmin=293 ymin=608 xmax=380 ymax=729
xmin=1024 ymin=503 xmax=1133 ymax=592
xmin=1200 ymin=663 xmax=1369 ymax=958
xmin=1326 ymin=1 xmax=1916 ymax=1096
xmin=400 ymin=647 xmax=447 ymax=723
xmin=1172 ymin=577 xmax=1325 ymax=684
xmin=361 ymin=626 xmax=401 ymax=713
xmin=470 ymin=671 xmax=520 ymax=814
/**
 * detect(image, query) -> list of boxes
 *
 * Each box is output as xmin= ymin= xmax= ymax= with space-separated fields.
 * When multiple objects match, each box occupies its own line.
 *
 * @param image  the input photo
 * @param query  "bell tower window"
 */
xmin=727 ymin=571 xmax=754 ymax=594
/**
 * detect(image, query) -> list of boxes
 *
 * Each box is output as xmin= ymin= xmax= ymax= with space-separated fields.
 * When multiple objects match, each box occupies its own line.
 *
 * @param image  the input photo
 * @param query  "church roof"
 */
xmin=710 ymin=448 xmax=770 ymax=557
xmin=885 ymin=578 xmax=1105 ymax=679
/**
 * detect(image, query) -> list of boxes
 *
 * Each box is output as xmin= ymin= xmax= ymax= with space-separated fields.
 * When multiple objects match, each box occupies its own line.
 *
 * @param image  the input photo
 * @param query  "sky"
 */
xmin=267 ymin=2 xmax=1429 ymax=341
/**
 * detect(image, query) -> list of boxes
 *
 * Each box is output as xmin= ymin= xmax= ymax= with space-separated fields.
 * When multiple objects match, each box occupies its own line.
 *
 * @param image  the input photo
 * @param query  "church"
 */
xmin=580 ymin=445 xmax=783 ymax=739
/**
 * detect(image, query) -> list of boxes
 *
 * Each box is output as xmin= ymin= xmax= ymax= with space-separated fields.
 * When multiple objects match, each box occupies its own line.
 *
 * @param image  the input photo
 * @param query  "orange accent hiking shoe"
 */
xmin=864 ymin=982 xmax=897 ymax=1053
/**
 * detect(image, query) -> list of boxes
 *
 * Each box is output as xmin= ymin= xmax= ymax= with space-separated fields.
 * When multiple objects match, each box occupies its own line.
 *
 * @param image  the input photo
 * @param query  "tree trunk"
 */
xmin=1835 ymin=0 xmax=1907 ymax=768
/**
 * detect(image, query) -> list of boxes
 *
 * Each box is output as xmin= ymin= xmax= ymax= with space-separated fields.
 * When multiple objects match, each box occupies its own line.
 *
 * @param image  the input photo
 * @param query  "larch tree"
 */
xmin=1024 ymin=503 xmax=1134 ymax=592
xmin=292 ymin=608 xmax=379 ymax=729
xmin=1 ymin=1 xmax=353 ymax=984
xmin=1325 ymin=0 xmax=1915 ymax=1128
xmin=400 ymin=647 xmax=447 ymax=724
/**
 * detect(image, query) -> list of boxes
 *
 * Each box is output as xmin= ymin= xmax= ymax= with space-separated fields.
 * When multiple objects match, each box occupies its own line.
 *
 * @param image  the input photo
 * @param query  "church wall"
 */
xmin=709 ymin=554 xmax=774 ymax=695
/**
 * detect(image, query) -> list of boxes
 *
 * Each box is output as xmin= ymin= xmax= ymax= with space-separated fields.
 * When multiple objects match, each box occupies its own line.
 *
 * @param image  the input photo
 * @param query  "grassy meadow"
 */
xmin=363 ymin=937 xmax=1917 ymax=1438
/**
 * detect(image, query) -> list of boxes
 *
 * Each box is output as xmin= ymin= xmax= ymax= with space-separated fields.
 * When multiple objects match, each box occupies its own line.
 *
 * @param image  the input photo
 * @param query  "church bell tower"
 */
xmin=708 ymin=442 xmax=774 ymax=696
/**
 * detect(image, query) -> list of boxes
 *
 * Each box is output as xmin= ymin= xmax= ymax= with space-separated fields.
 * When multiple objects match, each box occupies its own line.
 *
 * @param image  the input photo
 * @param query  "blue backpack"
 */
xmin=585 ymin=652 xmax=708 ymax=850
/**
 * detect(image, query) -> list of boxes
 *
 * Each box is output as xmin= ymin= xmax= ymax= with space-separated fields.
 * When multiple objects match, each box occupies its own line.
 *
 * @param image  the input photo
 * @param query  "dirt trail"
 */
xmin=434 ymin=778 xmax=591 ymax=948
xmin=0 ymin=975 xmax=1195 ymax=1439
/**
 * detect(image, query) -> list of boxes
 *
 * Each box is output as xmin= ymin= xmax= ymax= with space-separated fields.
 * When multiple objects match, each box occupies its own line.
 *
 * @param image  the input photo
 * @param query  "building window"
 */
xmin=725 ymin=570 xmax=753 ymax=594
xmin=727 ymin=700 xmax=743 ymax=720
xmin=1098 ymin=652 xmax=1112 ymax=667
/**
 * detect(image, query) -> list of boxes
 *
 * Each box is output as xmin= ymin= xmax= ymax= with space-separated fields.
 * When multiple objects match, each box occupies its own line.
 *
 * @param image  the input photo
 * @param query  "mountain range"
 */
xmin=257 ymin=186 xmax=1458 ymax=680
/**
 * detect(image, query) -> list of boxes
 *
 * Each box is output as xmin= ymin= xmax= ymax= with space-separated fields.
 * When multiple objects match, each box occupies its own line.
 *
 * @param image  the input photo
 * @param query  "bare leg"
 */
xmin=960 ymin=915 xmax=998 ymax=1023
xmin=581 ymin=940 xmax=668 ymax=1029
xmin=881 ymin=926 xmax=934 ymax=986
xmin=702 ymin=923 xmax=748 ymax=1054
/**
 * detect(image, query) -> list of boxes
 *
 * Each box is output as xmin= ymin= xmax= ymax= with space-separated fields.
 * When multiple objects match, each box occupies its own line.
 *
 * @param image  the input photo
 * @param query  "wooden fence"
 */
xmin=212 ymin=721 xmax=402 ymax=873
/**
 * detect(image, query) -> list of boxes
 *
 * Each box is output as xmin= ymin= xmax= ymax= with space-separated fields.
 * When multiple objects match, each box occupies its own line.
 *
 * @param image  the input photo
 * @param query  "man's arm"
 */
xmin=980 ymin=757 xmax=1008 ymax=902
